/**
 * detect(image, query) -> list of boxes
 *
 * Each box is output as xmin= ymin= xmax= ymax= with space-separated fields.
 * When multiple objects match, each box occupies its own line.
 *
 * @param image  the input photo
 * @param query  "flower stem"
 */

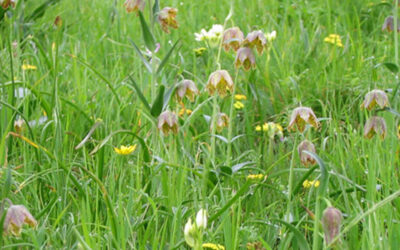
xmin=226 ymin=70 xmax=239 ymax=167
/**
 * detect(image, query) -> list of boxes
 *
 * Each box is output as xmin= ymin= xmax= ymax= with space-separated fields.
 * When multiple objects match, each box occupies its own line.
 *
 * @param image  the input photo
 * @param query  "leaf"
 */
xmin=75 ymin=120 xmax=103 ymax=150
xmin=232 ymin=161 xmax=255 ymax=173
xmin=270 ymin=219 xmax=310 ymax=250
xmin=150 ymin=85 xmax=165 ymax=117
xmin=128 ymin=39 xmax=152 ymax=73
xmin=128 ymin=76 xmax=151 ymax=112
xmin=25 ymin=0 xmax=61 ymax=22
xmin=152 ymin=0 xmax=160 ymax=18
xmin=156 ymin=40 xmax=181 ymax=74
xmin=376 ymin=62 xmax=399 ymax=73
xmin=218 ymin=166 xmax=232 ymax=176
xmin=162 ymin=84 xmax=176 ymax=110
xmin=139 ymin=11 xmax=156 ymax=51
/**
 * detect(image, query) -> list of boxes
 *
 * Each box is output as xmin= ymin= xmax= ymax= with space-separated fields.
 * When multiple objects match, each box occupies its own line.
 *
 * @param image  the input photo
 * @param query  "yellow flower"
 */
xmin=255 ymin=123 xmax=269 ymax=132
xmin=114 ymin=145 xmax=137 ymax=155
xmin=234 ymin=101 xmax=245 ymax=110
xmin=246 ymin=174 xmax=266 ymax=181
xmin=303 ymin=180 xmax=320 ymax=188
xmin=202 ymin=243 xmax=225 ymax=250
xmin=21 ymin=64 xmax=37 ymax=70
xmin=323 ymin=34 xmax=343 ymax=48
xmin=179 ymin=108 xmax=192 ymax=117
xmin=193 ymin=47 xmax=207 ymax=56
xmin=234 ymin=94 xmax=247 ymax=100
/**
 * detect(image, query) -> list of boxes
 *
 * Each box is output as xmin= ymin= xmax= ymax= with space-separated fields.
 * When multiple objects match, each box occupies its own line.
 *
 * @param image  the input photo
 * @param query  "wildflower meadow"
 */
xmin=2 ymin=0 xmax=400 ymax=249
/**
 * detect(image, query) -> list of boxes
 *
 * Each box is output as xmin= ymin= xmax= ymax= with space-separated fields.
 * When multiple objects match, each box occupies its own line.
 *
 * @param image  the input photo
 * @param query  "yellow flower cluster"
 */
xmin=233 ymin=94 xmax=247 ymax=110
xmin=21 ymin=64 xmax=37 ymax=70
xmin=323 ymin=34 xmax=343 ymax=48
xmin=303 ymin=179 xmax=320 ymax=188
xmin=255 ymin=122 xmax=283 ymax=139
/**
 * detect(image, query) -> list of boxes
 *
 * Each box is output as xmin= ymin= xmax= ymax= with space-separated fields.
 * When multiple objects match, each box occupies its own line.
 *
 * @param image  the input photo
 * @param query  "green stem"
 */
xmin=226 ymin=70 xmax=239 ymax=167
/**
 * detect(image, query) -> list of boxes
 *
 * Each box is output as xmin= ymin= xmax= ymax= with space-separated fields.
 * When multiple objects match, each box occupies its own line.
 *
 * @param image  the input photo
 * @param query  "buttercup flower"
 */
xmin=158 ymin=7 xmax=179 ymax=33
xmin=184 ymin=218 xmax=196 ymax=247
xmin=288 ymin=107 xmax=320 ymax=132
xmin=246 ymin=174 xmax=266 ymax=181
xmin=303 ymin=179 xmax=320 ymax=188
xmin=234 ymin=101 xmax=244 ymax=110
xmin=235 ymin=47 xmax=256 ymax=71
xmin=3 ymin=204 xmax=37 ymax=236
xmin=255 ymin=122 xmax=283 ymax=139
xmin=361 ymin=89 xmax=389 ymax=110
xmin=322 ymin=207 xmax=342 ymax=245
xmin=158 ymin=111 xmax=179 ymax=135
xmin=234 ymin=94 xmax=247 ymax=101
xmin=206 ymin=70 xmax=234 ymax=97
xmin=382 ymin=16 xmax=400 ymax=32
xmin=195 ymin=24 xmax=223 ymax=47
xmin=114 ymin=145 xmax=137 ymax=155
xmin=298 ymin=140 xmax=317 ymax=166
xmin=21 ymin=64 xmax=37 ymax=70
xmin=364 ymin=116 xmax=387 ymax=140
xmin=323 ymin=34 xmax=343 ymax=48
xmin=243 ymin=30 xmax=267 ymax=54
xmin=202 ymin=243 xmax=225 ymax=250
xmin=179 ymin=108 xmax=192 ymax=117
xmin=222 ymin=27 xmax=244 ymax=52
xmin=123 ymin=0 xmax=145 ymax=13
xmin=176 ymin=79 xmax=199 ymax=102
xmin=214 ymin=113 xmax=229 ymax=132
xmin=195 ymin=209 xmax=207 ymax=230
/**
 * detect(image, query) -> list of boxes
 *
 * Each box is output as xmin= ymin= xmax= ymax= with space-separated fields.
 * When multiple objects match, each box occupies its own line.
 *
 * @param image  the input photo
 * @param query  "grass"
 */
xmin=1 ymin=0 xmax=400 ymax=249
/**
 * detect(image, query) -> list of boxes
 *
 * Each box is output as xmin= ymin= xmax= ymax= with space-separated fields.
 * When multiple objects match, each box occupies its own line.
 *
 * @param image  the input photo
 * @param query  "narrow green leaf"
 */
xmin=162 ymin=84 xmax=176 ymax=110
xmin=128 ymin=38 xmax=153 ymax=73
xmin=128 ymin=76 xmax=151 ymax=112
xmin=25 ymin=0 xmax=61 ymax=21
xmin=139 ymin=11 xmax=156 ymax=51
xmin=152 ymin=0 xmax=160 ymax=18
xmin=270 ymin=219 xmax=310 ymax=250
xmin=156 ymin=40 xmax=181 ymax=74
xmin=376 ymin=62 xmax=399 ymax=73
xmin=150 ymin=85 xmax=165 ymax=117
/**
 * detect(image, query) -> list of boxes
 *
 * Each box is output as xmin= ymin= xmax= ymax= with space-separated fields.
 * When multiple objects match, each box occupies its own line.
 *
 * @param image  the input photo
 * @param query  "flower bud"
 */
xmin=1 ymin=0 xmax=16 ymax=9
xmin=3 ymin=204 xmax=37 ymax=236
xmin=158 ymin=7 xmax=179 ymax=33
xmin=222 ymin=27 xmax=244 ymax=52
xmin=360 ymin=89 xmax=389 ymax=110
xmin=123 ymin=0 xmax=145 ymax=13
xmin=297 ymin=140 xmax=317 ymax=166
xmin=382 ymin=16 xmax=400 ymax=32
xmin=288 ymin=107 xmax=320 ymax=133
xmin=322 ymin=207 xmax=342 ymax=245
xmin=364 ymin=116 xmax=387 ymax=140
xmin=243 ymin=30 xmax=267 ymax=54
xmin=157 ymin=111 xmax=178 ymax=135
xmin=184 ymin=218 xmax=196 ymax=247
xmin=206 ymin=70 xmax=234 ymax=97
xmin=213 ymin=112 xmax=229 ymax=132
xmin=176 ymin=79 xmax=199 ymax=102
xmin=235 ymin=47 xmax=256 ymax=71
xmin=195 ymin=209 xmax=207 ymax=230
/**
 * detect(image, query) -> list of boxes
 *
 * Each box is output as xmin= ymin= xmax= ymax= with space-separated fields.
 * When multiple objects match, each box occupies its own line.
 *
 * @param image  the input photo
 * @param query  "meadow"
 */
xmin=1 ymin=0 xmax=400 ymax=249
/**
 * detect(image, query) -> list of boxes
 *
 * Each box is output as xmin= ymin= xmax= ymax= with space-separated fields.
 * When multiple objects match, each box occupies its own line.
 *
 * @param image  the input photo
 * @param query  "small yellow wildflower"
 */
xmin=114 ymin=145 xmax=137 ymax=155
xmin=323 ymin=34 xmax=343 ymax=48
xmin=193 ymin=47 xmax=207 ymax=56
xmin=202 ymin=243 xmax=225 ymax=250
xmin=303 ymin=180 xmax=320 ymax=188
xmin=21 ymin=64 xmax=37 ymax=70
xmin=179 ymin=108 xmax=193 ymax=117
xmin=255 ymin=123 xmax=269 ymax=132
xmin=246 ymin=174 xmax=266 ymax=181
xmin=234 ymin=94 xmax=247 ymax=100
xmin=234 ymin=101 xmax=245 ymax=110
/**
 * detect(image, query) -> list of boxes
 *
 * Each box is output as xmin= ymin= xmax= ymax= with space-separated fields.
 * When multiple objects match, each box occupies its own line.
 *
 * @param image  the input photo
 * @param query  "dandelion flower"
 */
xmin=202 ymin=243 xmax=225 ymax=250
xmin=234 ymin=101 xmax=245 ymax=110
xmin=234 ymin=94 xmax=247 ymax=100
xmin=114 ymin=145 xmax=137 ymax=155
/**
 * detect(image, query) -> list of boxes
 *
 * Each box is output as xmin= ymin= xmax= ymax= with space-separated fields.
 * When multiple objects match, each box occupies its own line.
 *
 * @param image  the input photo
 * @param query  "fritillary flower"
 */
xmin=360 ymin=89 xmax=389 ymax=110
xmin=222 ymin=27 xmax=244 ymax=52
xmin=288 ymin=107 xmax=320 ymax=132
xmin=206 ymin=70 xmax=234 ymax=97
xmin=158 ymin=7 xmax=178 ymax=33
xmin=235 ymin=47 xmax=256 ymax=71
xmin=298 ymin=140 xmax=317 ymax=166
xmin=364 ymin=116 xmax=387 ymax=140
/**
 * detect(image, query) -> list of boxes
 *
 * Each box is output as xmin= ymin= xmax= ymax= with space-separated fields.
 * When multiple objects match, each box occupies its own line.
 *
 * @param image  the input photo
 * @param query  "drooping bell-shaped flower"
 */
xmin=176 ymin=79 xmax=199 ymax=102
xmin=297 ymin=140 xmax=317 ymax=166
xmin=222 ymin=27 xmax=244 ymax=52
xmin=364 ymin=116 xmax=387 ymax=140
xmin=288 ymin=107 xmax=320 ymax=132
xmin=158 ymin=7 xmax=179 ymax=33
xmin=3 ymin=204 xmax=37 ymax=236
xmin=158 ymin=111 xmax=179 ymax=135
xmin=243 ymin=30 xmax=267 ymax=54
xmin=234 ymin=47 xmax=256 ymax=71
xmin=360 ymin=89 xmax=389 ymax=110
xmin=206 ymin=70 xmax=234 ymax=97
xmin=322 ymin=207 xmax=342 ymax=245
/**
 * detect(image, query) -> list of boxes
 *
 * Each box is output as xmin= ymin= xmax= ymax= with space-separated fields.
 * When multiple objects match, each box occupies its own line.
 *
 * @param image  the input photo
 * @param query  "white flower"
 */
xmin=208 ymin=24 xmax=223 ymax=37
xmin=184 ymin=218 xmax=196 ymax=247
xmin=194 ymin=24 xmax=223 ymax=47
xmin=265 ymin=30 xmax=277 ymax=42
xmin=196 ymin=209 xmax=208 ymax=229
